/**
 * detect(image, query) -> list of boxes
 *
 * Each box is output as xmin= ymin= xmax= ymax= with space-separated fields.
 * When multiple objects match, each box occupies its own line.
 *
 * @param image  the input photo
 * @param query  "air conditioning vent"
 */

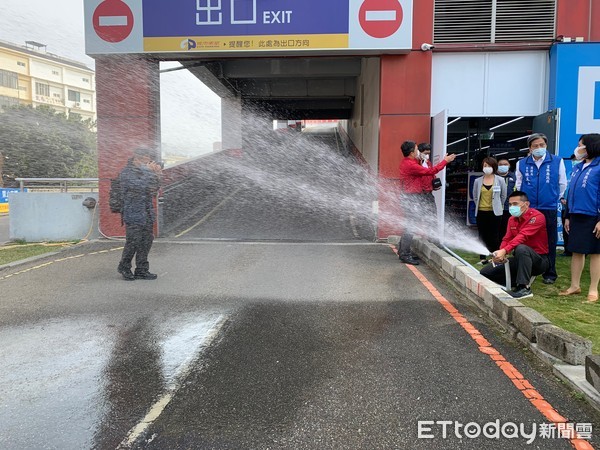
xmin=434 ymin=0 xmax=556 ymax=44
xmin=495 ymin=0 xmax=556 ymax=42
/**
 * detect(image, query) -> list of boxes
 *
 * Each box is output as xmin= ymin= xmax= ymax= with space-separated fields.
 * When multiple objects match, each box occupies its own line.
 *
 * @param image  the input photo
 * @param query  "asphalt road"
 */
xmin=0 ymin=130 xmax=598 ymax=449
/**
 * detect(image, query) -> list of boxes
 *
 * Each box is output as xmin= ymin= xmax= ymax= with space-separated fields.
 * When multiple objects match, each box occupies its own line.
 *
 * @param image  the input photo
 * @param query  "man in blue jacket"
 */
xmin=515 ymin=133 xmax=567 ymax=284
xmin=117 ymin=147 xmax=161 ymax=281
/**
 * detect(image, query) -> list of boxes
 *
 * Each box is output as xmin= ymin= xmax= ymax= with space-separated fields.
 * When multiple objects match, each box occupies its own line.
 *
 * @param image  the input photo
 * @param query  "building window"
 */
xmin=0 ymin=69 xmax=19 ymax=89
xmin=52 ymin=70 xmax=60 ymax=76
xmin=68 ymin=90 xmax=81 ymax=102
xmin=35 ymin=82 xmax=50 ymax=97
xmin=434 ymin=0 xmax=556 ymax=43
xmin=17 ymin=61 xmax=26 ymax=67
xmin=0 ymin=95 xmax=19 ymax=109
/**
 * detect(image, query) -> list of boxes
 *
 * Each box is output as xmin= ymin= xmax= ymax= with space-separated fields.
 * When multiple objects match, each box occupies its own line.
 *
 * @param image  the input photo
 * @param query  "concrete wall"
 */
xmin=348 ymin=57 xmax=380 ymax=171
xmin=9 ymin=193 xmax=99 ymax=242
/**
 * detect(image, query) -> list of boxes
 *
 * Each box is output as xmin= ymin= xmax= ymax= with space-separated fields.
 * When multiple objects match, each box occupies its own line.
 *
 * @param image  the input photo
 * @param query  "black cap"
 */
xmin=133 ymin=147 xmax=154 ymax=159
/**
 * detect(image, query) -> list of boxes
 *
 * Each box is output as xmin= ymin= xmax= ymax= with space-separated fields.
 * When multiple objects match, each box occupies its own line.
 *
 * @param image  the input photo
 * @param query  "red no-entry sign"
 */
xmin=92 ymin=0 xmax=134 ymax=43
xmin=359 ymin=0 xmax=403 ymax=39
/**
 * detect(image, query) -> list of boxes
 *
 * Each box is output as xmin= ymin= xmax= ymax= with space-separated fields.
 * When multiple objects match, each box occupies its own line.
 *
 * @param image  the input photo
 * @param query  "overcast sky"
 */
xmin=0 ymin=0 xmax=221 ymax=157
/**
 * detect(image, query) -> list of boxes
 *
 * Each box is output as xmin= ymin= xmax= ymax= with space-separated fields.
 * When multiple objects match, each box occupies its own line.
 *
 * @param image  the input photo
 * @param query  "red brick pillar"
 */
xmin=96 ymin=56 xmax=160 ymax=237
xmin=377 ymin=0 xmax=434 ymax=239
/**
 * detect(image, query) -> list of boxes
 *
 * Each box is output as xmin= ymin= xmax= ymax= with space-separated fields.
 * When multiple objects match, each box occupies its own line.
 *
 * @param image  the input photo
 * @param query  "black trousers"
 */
xmin=480 ymin=244 xmax=549 ymax=287
xmin=539 ymin=209 xmax=558 ymax=281
xmin=399 ymin=193 xmax=436 ymax=256
xmin=561 ymin=205 xmax=571 ymax=254
xmin=118 ymin=223 xmax=154 ymax=274
xmin=476 ymin=210 xmax=502 ymax=256
xmin=500 ymin=210 xmax=511 ymax=241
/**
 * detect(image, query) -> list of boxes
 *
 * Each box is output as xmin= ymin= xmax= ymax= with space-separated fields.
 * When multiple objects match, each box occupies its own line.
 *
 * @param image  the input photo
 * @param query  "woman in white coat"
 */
xmin=473 ymin=157 xmax=507 ymax=263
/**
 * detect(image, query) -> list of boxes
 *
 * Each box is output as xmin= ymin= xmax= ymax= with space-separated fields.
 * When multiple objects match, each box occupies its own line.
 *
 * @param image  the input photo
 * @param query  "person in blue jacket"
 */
xmin=559 ymin=133 xmax=600 ymax=303
xmin=515 ymin=133 xmax=567 ymax=284
xmin=117 ymin=147 xmax=162 ymax=281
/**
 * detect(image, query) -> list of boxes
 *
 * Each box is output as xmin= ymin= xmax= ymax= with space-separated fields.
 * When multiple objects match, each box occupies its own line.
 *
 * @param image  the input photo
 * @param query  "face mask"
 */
xmin=574 ymin=146 xmax=587 ymax=160
xmin=422 ymin=154 xmax=430 ymax=161
xmin=572 ymin=159 xmax=582 ymax=167
xmin=532 ymin=148 xmax=547 ymax=158
xmin=497 ymin=166 xmax=509 ymax=174
xmin=509 ymin=205 xmax=523 ymax=217
xmin=482 ymin=167 xmax=493 ymax=175
xmin=414 ymin=150 xmax=421 ymax=159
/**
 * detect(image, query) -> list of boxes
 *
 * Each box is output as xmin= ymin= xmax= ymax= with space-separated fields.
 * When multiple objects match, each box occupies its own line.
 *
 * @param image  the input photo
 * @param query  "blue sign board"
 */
xmin=0 ymin=188 xmax=20 ymax=203
xmin=549 ymin=43 xmax=600 ymax=158
xmin=143 ymin=0 xmax=350 ymax=37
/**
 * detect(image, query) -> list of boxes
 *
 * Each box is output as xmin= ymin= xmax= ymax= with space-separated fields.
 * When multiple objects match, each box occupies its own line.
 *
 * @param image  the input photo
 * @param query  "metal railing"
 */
xmin=15 ymin=178 xmax=99 ymax=193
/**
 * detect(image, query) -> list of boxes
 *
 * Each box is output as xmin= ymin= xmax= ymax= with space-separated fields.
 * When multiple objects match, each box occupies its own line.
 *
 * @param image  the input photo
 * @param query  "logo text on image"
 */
xmin=417 ymin=420 xmax=593 ymax=443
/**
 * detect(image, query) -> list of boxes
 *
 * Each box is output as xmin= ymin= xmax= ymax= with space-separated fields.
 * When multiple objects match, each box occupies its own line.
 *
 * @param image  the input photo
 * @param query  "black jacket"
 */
xmin=119 ymin=161 xmax=159 ymax=226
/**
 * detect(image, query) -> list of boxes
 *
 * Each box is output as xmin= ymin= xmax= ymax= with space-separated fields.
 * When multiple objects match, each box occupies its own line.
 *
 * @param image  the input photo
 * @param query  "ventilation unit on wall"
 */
xmin=434 ymin=0 xmax=556 ymax=44
xmin=74 ymin=102 xmax=80 ymax=108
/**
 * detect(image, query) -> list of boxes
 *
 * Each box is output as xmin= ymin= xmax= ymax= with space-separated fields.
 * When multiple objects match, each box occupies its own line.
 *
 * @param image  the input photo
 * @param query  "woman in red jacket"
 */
xmin=397 ymin=141 xmax=456 ymax=265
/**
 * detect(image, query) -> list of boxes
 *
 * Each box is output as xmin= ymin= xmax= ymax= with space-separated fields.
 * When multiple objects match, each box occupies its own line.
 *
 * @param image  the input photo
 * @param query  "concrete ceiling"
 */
xmin=179 ymin=57 xmax=363 ymax=119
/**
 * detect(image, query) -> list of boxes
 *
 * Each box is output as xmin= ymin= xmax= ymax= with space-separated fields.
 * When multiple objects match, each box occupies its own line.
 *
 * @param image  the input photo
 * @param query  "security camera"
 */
xmin=421 ymin=43 xmax=435 ymax=51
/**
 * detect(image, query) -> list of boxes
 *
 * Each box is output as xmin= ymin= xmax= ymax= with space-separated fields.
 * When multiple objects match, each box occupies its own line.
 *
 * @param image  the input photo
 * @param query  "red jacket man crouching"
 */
xmin=480 ymin=190 xmax=549 ymax=299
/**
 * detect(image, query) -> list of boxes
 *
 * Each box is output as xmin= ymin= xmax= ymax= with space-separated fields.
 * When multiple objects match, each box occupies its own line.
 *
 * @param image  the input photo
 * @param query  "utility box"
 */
xmin=9 ymin=192 xmax=99 ymax=242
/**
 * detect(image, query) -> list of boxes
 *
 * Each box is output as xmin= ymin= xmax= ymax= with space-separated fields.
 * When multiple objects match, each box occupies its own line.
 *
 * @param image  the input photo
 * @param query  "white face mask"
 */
xmin=574 ymin=145 xmax=587 ymax=160
xmin=422 ymin=154 xmax=430 ymax=161
xmin=483 ymin=167 xmax=493 ymax=175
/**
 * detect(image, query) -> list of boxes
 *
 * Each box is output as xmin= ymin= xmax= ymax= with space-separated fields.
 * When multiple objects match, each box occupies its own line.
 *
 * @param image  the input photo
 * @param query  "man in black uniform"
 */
xmin=117 ymin=147 xmax=161 ymax=281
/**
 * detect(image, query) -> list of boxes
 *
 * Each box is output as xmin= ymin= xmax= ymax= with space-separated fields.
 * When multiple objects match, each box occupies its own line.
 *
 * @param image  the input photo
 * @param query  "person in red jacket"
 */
xmin=480 ymin=190 xmax=550 ymax=298
xmin=397 ymin=140 xmax=456 ymax=265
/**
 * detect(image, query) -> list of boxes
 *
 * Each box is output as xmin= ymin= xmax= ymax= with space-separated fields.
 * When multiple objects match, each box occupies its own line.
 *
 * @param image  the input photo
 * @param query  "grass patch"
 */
xmin=0 ymin=244 xmax=67 ymax=265
xmin=451 ymin=249 xmax=600 ymax=354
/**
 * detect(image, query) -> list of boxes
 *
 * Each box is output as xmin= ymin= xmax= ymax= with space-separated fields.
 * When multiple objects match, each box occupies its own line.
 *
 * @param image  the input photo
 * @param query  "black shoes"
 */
xmin=399 ymin=254 xmax=420 ymax=265
xmin=542 ymin=278 xmax=556 ymax=285
xmin=118 ymin=268 xmax=157 ymax=280
xmin=118 ymin=268 xmax=135 ymax=281
xmin=135 ymin=271 xmax=158 ymax=280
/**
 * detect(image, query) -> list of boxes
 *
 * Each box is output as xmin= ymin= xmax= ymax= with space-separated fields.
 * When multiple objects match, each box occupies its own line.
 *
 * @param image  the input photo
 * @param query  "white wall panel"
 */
xmin=431 ymin=51 xmax=547 ymax=117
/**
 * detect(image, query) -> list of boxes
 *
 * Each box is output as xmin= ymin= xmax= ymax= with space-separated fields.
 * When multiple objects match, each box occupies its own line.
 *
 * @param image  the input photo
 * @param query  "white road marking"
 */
xmin=99 ymin=16 xmax=128 ymax=26
xmin=365 ymin=10 xmax=397 ymax=21
xmin=116 ymin=316 xmax=228 ymax=449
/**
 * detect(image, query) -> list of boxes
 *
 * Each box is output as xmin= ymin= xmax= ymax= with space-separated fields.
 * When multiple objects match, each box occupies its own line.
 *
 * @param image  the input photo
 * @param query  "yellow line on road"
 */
xmin=0 ymin=246 xmax=124 ymax=281
xmin=175 ymin=187 xmax=242 ymax=238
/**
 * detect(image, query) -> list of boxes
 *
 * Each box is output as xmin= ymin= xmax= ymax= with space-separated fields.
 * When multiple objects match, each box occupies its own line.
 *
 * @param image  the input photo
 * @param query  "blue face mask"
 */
xmin=532 ymin=148 xmax=547 ymax=158
xmin=509 ymin=205 xmax=523 ymax=217
xmin=497 ymin=166 xmax=509 ymax=174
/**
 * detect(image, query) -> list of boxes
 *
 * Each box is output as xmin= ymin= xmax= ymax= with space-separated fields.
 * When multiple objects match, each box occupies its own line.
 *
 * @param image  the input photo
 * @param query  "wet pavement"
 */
xmin=0 ymin=241 xmax=598 ymax=449
xmin=0 ymin=131 xmax=599 ymax=448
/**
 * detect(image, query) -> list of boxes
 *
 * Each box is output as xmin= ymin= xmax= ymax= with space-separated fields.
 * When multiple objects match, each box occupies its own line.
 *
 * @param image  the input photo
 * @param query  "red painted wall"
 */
xmin=96 ymin=57 xmax=161 ymax=237
xmin=556 ymin=0 xmax=600 ymax=42
xmin=377 ymin=0 xmax=434 ymax=238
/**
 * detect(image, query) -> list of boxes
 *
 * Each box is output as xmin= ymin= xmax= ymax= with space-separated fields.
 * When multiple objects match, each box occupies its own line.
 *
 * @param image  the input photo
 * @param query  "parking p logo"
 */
xmin=576 ymin=66 xmax=600 ymax=133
